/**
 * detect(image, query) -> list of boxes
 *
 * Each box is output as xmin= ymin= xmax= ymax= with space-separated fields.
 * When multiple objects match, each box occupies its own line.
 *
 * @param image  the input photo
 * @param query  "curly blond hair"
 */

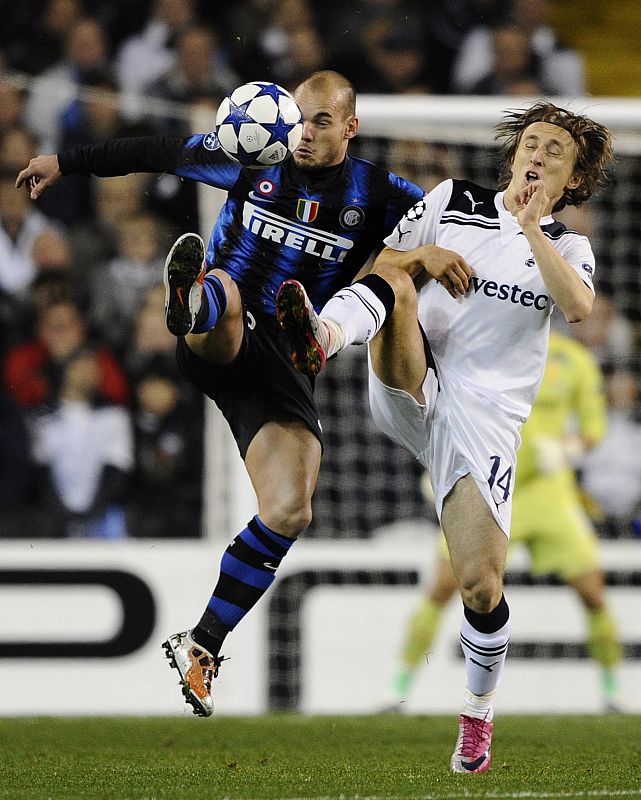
xmin=495 ymin=101 xmax=615 ymax=211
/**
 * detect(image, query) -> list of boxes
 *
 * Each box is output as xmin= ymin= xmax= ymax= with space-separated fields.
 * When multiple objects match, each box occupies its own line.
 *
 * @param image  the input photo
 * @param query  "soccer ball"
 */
xmin=215 ymin=82 xmax=304 ymax=169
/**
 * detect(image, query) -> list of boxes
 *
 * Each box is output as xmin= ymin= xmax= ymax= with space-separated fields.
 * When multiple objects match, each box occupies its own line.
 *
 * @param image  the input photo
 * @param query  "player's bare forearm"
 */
xmin=522 ymin=225 xmax=593 ymax=321
xmin=15 ymin=154 xmax=61 ymax=200
xmin=373 ymin=244 xmax=472 ymax=298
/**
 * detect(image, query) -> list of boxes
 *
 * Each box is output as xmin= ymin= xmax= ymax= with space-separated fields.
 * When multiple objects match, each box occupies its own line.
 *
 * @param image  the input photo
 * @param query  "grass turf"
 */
xmin=0 ymin=714 xmax=639 ymax=800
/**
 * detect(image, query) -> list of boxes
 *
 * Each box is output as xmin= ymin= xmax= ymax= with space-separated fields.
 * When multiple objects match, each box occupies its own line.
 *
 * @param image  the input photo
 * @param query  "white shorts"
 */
xmin=367 ymin=350 xmax=522 ymax=536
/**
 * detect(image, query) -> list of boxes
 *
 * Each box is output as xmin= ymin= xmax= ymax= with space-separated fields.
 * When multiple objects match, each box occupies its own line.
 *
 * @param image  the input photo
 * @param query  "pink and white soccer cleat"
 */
xmin=450 ymin=713 xmax=493 ymax=773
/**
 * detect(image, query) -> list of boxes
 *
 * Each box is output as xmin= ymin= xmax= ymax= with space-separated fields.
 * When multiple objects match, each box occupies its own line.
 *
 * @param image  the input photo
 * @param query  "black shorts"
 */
xmin=176 ymin=307 xmax=323 ymax=458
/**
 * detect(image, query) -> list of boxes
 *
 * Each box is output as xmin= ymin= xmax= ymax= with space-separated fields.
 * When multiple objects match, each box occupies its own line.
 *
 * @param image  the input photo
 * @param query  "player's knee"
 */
xmin=261 ymin=498 xmax=313 ymax=539
xmin=458 ymin=572 xmax=503 ymax=614
xmin=373 ymin=262 xmax=416 ymax=309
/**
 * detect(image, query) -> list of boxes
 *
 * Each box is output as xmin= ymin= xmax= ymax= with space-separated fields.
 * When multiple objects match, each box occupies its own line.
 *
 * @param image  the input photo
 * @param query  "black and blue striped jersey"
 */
xmin=58 ymin=134 xmax=424 ymax=315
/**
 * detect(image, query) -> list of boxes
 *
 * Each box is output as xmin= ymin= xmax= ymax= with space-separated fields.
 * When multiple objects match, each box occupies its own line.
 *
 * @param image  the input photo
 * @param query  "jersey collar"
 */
xmin=288 ymin=156 xmax=349 ymax=188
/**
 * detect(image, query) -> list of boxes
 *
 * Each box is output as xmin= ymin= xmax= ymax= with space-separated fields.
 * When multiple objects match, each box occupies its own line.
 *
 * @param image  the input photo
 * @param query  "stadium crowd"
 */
xmin=1 ymin=0 xmax=639 ymax=539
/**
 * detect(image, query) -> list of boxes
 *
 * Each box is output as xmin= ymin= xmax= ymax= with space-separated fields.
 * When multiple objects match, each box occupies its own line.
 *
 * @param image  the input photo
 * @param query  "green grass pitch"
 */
xmin=1 ymin=714 xmax=640 ymax=799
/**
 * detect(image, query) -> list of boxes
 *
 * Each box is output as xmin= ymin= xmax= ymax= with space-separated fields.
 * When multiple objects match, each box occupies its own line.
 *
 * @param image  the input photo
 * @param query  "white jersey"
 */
xmin=383 ymin=179 xmax=596 ymax=420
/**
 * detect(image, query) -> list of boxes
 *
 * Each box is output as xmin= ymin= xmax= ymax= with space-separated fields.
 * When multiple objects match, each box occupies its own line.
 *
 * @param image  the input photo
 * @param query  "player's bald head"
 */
xmin=295 ymin=70 xmax=356 ymax=119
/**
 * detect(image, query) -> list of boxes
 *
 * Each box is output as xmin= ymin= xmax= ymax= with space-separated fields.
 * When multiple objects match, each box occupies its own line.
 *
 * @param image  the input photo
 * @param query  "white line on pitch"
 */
xmin=253 ymin=790 xmax=641 ymax=800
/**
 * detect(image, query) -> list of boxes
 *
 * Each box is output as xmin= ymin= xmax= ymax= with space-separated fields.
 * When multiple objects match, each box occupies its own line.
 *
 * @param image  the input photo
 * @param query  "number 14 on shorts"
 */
xmin=488 ymin=455 xmax=512 ymax=501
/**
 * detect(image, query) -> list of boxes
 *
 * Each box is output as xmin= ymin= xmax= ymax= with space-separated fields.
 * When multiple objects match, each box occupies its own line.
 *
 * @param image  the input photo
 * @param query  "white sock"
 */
xmin=321 ymin=317 xmax=345 ymax=359
xmin=459 ymin=615 xmax=510 ymax=697
xmin=320 ymin=282 xmax=389 ymax=354
xmin=461 ymin=688 xmax=496 ymax=721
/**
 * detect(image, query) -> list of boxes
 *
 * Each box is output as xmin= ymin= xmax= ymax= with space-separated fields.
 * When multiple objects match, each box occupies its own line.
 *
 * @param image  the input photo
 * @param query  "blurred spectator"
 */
xmin=269 ymin=25 xmax=327 ymax=91
xmin=317 ymin=0 xmax=426 ymax=66
xmin=23 ymin=16 xmax=110 ymax=151
xmin=332 ymin=15 xmax=432 ymax=94
xmin=387 ymin=139 xmax=464 ymax=192
xmin=0 ymin=76 xmax=25 ymax=134
xmin=0 ymin=388 xmax=35 ymax=537
xmin=61 ymin=68 xmax=154 ymax=152
xmin=580 ymin=370 xmax=641 ymax=528
xmin=468 ymin=23 xmax=539 ymax=95
xmin=28 ymin=228 xmax=88 ymax=329
xmin=0 ymin=169 xmax=63 ymax=297
xmin=452 ymin=0 xmax=586 ymax=96
xmin=0 ymin=257 xmax=76 ymax=364
xmin=0 ymin=124 xmax=72 ymax=227
xmin=233 ymin=0 xmax=316 ymax=83
xmin=222 ymin=0 xmax=282 ymax=81
xmin=69 ymin=172 xmax=147 ymax=277
xmin=3 ymin=298 xmax=128 ymax=411
xmin=146 ymin=24 xmax=238 ymax=136
xmin=419 ymin=0 xmax=507 ymax=93
xmin=128 ymin=359 xmax=203 ymax=538
xmin=89 ymin=212 xmax=165 ymax=354
xmin=0 ymin=125 xmax=37 ymax=174
xmin=0 ymin=125 xmax=79 ymax=322
xmin=30 ymin=350 xmax=133 ymax=538
xmin=368 ymin=29 xmax=430 ymax=94
xmin=124 ymin=284 xmax=177 ymax=378
xmin=140 ymin=23 xmax=236 ymax=235
xmin=571 ymin=294 xmax=636 ymax=371
xmin=6 ymin=0 xmax=84 ymax=77
xmin=115 ymin=0 xmax=197 ymax=101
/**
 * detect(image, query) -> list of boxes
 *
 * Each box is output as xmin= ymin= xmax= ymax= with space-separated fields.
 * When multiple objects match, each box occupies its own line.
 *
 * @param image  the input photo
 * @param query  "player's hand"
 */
xmin=15 ymin=155 xmax=62 ymax=200
xmin=515 ymin=179 xmax=549 ymax=231
xmin=534 ymin=433 xmax=585 ymax=475
xmin=422 ymin=245 xmax=472 ymax=299
xmin=534 ymin=435 xmax=567 ymax=474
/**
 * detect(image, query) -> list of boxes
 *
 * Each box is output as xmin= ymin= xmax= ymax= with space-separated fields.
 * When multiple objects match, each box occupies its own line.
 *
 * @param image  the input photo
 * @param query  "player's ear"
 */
xmin=345 ymin=115 xmax=359 ymax=140
xmin=566 ymin=174 xmax=582 ymax=190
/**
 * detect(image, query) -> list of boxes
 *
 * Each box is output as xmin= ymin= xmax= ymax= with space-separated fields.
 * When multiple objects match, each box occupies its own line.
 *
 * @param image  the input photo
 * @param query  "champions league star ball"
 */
xmin=215 ymin=82 xmax=304 ymax=168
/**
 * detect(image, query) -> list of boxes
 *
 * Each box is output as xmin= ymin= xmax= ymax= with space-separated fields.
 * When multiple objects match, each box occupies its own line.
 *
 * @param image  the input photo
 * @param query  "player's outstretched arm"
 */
xmin=16 ymin=155 xmax=62 ymax=200
xmin=17 ymin=136 xmax=194 ymax=202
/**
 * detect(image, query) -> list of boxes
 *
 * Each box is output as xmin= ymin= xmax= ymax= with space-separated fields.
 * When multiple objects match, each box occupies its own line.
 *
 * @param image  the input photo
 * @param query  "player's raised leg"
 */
xmin=276 ymin=270 xmax=396 ymax=377
xmin=164 ymin=232 xmax=230 ymax=337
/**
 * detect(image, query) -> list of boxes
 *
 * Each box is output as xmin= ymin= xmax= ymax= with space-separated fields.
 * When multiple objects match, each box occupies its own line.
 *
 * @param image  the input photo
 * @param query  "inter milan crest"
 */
xmin=203 ymin=132 xmax=220 ymax=151
xmin=339 ymin=205 xmax=365 ymax=228
xmin=296 ymin=199 xmax=320 ymax=223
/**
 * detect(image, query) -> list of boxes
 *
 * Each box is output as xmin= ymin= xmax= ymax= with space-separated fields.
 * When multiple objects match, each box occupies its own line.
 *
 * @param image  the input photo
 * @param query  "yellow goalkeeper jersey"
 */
xmin=516 ymin=331 xmax=606 ymax=487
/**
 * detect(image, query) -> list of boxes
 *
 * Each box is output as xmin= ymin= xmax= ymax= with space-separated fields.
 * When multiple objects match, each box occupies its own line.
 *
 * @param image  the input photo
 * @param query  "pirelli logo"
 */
xmin=243 ymin=201 xmax=353 ymax=262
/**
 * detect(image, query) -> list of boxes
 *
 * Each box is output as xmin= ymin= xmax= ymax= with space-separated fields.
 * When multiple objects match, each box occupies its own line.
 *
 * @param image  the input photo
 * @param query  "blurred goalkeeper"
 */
xmin=389 ymin=330 xmax=623 ymax=715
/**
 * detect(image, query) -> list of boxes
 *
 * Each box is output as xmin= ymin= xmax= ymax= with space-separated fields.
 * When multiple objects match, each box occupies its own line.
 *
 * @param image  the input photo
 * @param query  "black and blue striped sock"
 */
xmin=192 ymin=273 xmax=227 ymax=333
xmin=192 ymin=516 xmax=294 ymax=656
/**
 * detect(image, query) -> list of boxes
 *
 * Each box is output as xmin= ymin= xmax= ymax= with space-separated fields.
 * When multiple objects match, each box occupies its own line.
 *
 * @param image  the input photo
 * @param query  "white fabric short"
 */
xmin=367 ymin=350 xmax=522 ymax=536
